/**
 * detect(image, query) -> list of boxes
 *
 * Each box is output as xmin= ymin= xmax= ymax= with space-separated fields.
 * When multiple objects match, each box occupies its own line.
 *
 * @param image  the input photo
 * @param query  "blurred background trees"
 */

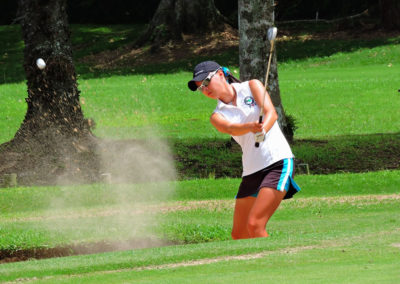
xmin=135 ymin=0 xmax=230 ymax=46
xmin=2 ymin=0 xmax=398 ymax=30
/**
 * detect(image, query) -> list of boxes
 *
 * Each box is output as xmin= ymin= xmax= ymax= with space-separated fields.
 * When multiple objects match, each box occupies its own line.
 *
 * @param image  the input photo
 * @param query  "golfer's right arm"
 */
xmin=210 ymin=113 xmax=263 ymax=136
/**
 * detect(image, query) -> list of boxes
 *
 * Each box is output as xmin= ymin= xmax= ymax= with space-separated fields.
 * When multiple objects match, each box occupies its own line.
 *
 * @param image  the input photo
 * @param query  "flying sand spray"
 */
xmin=255 ymin=26 xmax=278 ymax=147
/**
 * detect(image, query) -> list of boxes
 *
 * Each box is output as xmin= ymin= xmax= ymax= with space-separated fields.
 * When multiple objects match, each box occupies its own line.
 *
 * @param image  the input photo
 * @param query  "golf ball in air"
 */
xmin=36 ymin=58 xmax=46 ymax=70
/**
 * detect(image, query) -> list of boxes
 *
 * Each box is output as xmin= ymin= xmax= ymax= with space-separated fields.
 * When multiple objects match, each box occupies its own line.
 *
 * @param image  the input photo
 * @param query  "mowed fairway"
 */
xmin=0 ymin=24 xmax=399 ymax=282
xmin=1 ymin=26 xmax=400 ymax=143
xmin=0 ymin=171 xmax=399 ymax=282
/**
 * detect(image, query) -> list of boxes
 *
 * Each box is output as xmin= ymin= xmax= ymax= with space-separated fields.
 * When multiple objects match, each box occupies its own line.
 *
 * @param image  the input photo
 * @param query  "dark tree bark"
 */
xmin=380 ymin=0 xmax=400 ymax=30
xmin=137 ymin=0 xmax=230 ymax=45
xmin=238 ymin=0 xmax=294 ymax=142
xmin=0 ymin=0 xmax=99 ymax=185
xmin=16 ymin=0 xmax=88 ymax=140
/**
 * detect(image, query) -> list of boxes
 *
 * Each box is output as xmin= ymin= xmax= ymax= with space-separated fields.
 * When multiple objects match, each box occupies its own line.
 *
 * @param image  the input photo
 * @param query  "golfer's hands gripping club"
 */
xmin=254 ymin=116 xmax=265 ymax=147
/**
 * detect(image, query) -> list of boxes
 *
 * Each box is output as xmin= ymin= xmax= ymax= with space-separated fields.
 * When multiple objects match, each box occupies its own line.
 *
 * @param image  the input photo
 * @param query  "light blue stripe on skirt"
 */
xmin=277 ymin=158 xmax=293 ymax=191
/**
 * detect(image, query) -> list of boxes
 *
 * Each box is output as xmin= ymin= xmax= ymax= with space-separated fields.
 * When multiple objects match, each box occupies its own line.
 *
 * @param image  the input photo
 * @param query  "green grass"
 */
xmin=280 ymin=64 xmax=400 ymax=139
xmin=1 ymin=65 xmax=399 ymax=143
xmin=1 ymin=24 xmax=399 ymax=143
xmin=0 ymin=26 xmax=24 ymax=84
xmin=0 ymin=170 xmax=399 ymax=282
xmin=1 ymin=64 xmax=399 ymax=142
xmin=1 ymin=170 xmax=398 ymax=212
xmin=71 ymin=25 xmax=145 ymax=58
xmin=2 ymin=233 xmax=399 ymax=283
xmin=278 ymin=35 xmax=400 ymax=65
xmin=0 ymin=82 xmax=26 ymax=141
xmin=0 ymin=170 xmax=398 ymax=250
xmin=77 ymin=73 xmax=223 ymax=140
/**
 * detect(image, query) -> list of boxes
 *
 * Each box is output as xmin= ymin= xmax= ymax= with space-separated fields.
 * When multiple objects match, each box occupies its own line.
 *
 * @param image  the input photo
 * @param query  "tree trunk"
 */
xmin=16 ymin=0 xmax=89 ymax=139
xmin=0 ymin=0 xmax=99 ymax=185
xmin=380 ymin=0 xmax=400 ymax=30
xmin=137 ymin=0 xmax=229 ymax=46
xmin=238 ymin=0 xmax=294 ymax=142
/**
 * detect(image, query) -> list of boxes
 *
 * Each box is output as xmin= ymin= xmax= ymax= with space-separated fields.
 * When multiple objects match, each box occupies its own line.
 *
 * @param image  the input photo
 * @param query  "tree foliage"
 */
xmin=0 ymin=0 xmax=385 ymax=26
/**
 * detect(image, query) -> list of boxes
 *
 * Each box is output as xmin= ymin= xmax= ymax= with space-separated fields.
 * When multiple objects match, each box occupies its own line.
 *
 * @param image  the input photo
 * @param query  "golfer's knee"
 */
xmin=246 ymin=218 xmax=264 ymax=236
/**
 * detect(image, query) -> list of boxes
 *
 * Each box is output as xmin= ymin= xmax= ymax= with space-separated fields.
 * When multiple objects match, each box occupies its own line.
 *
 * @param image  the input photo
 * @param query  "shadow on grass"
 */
xmin=173 ymin=132 xmax=400 ymax=178
xmin=1 ymin=24 xmax=400 ymax=84
xmin=0 ymin=24 xmax=146 ymax=84
xmin=276 ymin=36 xmax=400 ymax=63
xmin=0 ymin=238 xmax=177 ymax=264
xmin=292 ymin=132 xmax=400 ymax=174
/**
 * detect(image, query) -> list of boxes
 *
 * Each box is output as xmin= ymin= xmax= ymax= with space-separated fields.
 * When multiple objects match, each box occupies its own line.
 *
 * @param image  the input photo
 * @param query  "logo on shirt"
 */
xmin=244 ymin=96 xmax=256 ymax=107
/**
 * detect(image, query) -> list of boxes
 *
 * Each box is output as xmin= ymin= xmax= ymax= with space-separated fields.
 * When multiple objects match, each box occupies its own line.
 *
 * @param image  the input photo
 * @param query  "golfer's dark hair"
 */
xmin=222 ymin=67 xmax=241 ymax=84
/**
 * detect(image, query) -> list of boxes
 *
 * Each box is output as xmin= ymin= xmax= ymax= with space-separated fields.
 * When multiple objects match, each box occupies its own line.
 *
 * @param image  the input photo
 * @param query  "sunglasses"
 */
xmin=197 ymin=68 xmax=221 ymax=91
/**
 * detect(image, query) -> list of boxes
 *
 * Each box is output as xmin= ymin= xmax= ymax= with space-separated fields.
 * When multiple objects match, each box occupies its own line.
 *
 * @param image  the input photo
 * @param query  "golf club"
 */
xmin=255 ymin=26 xmax=278 ymax=147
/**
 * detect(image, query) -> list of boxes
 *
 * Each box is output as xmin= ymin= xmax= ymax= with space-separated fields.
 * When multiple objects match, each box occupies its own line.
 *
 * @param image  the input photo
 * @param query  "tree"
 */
xmin=137 ymin=0 xmax=231 ymax=46
xmin=380 ymin=0 xmax=400 ymax=30
xmin=0 ymin=0 xmax=98 ymax=185
xmin=238 ymin=0 xmax=294 ymax=142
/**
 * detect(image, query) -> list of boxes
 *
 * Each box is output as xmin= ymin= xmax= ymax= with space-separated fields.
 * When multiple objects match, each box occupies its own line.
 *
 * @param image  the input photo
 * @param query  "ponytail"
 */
xmin=221 ymin=66 xmax=241 ymax=84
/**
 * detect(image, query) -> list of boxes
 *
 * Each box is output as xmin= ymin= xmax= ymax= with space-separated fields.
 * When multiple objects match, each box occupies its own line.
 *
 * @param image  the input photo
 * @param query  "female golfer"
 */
xmin=188 ymin=61 xmax=301 ymax=239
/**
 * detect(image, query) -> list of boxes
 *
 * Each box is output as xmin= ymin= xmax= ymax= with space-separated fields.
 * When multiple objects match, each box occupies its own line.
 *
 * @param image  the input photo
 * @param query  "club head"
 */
xmin=267 ymin=27 xmax=278 ymax=42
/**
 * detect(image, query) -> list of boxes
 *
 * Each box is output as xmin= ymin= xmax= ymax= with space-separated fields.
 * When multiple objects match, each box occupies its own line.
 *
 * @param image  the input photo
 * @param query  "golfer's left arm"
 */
xmin=249 ymin=79 xmax=278 ymax=133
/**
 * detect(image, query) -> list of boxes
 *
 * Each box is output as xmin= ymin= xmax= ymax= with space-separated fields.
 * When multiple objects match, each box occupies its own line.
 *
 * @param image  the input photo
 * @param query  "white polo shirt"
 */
xmin=213 ymin=81 xmax=294 ymax=176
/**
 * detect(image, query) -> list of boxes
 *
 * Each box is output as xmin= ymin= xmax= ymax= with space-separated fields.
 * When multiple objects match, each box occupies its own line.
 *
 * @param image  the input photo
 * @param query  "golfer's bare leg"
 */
xmin=247 ymin=187 xmax=286 ymax=238
xmin=231 ymin=196 xmax=256 ymax=240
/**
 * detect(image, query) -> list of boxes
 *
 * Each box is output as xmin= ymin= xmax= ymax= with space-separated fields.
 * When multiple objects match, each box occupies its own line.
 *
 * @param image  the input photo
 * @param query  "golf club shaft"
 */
xmin=259 ymin=40 xmax=275 ymax=120
xmin=255 ymin=39 xmax=275 ymax=147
